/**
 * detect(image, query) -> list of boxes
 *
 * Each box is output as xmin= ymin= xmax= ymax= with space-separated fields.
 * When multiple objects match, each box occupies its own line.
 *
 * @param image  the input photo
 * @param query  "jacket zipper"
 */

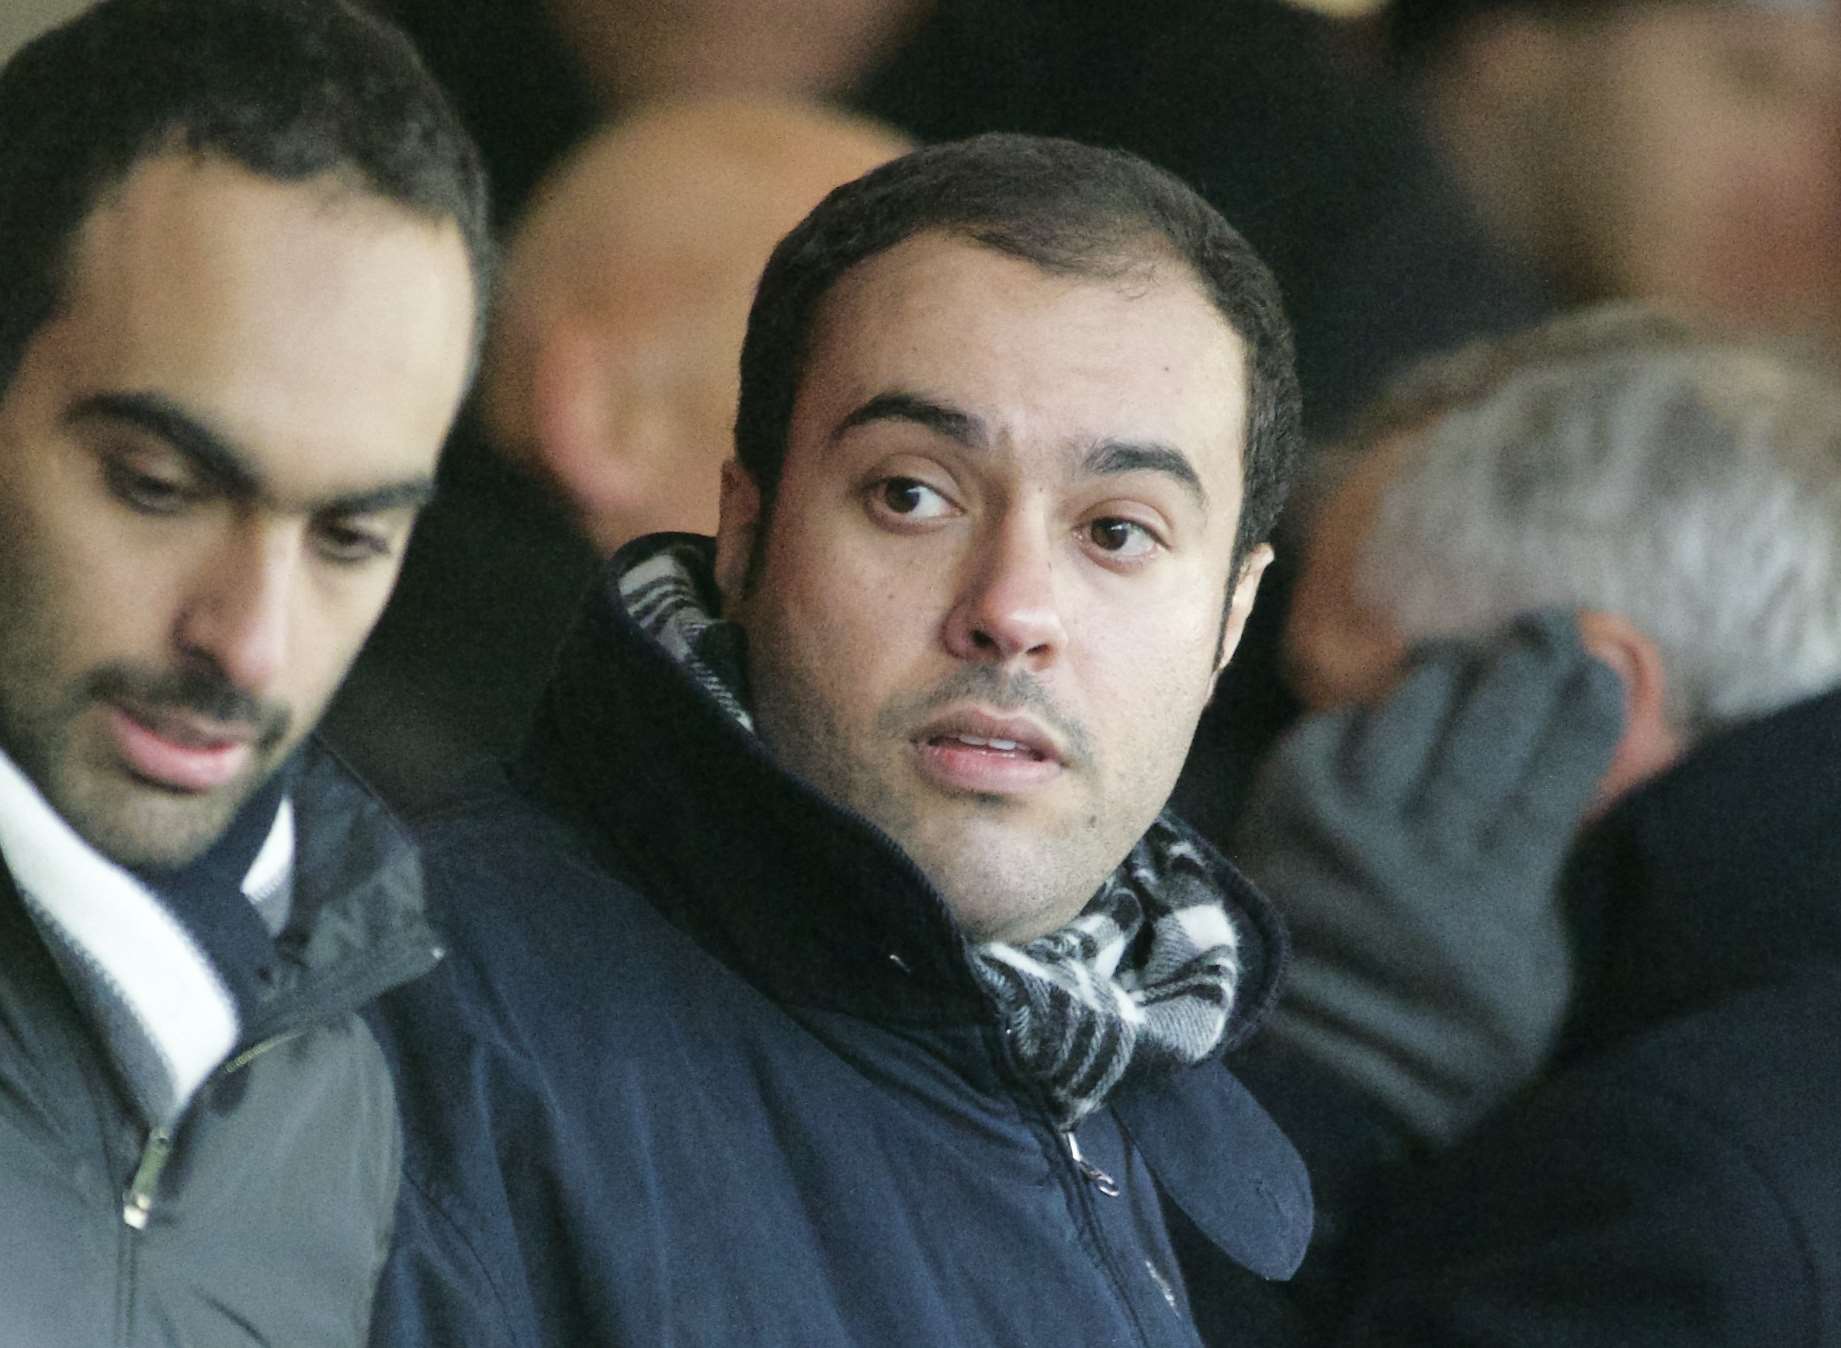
xmin=1055 ymin=1120 xmax=1163 ymax=1348
xmin=115 ymin=921 xmax=437 ymax=1232
xmin=119 ymin=1029 xmax=306 ymax=1230
xmin=1063 ymin=1129 xmax=1121 ymax=1196
xmin=120 ymin=1127 xmax=173 ymax=1230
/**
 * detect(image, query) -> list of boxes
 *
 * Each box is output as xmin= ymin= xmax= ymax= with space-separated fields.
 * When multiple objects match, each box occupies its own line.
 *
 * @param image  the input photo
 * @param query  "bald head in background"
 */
xmin=485 ymin=96 xmax=910 ymax=554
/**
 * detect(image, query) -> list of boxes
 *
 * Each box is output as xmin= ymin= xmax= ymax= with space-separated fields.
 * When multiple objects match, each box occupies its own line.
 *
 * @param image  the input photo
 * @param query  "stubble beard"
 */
xmin=0 ymin=575 xmax=291 ymax=870
xmin=742 ymin=629 xmax=1122 ymax=945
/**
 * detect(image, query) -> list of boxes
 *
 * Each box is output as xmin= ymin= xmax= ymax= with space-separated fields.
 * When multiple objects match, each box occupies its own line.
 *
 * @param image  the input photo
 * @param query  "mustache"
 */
xmin=87 ymin=663 xmax=291 ymax=749
xmin=880 ymin=665 xmax=1093 ymax=767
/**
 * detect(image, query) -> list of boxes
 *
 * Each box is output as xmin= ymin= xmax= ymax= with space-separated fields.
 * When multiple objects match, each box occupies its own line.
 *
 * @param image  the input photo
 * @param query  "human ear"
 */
xmin=713 ymin=459 xmax=764 ymax=613
xmin=1575 ymin=608 xmax=1686 ymax=808
xmin=1210 ymin=542 xmax=1275 ymax=691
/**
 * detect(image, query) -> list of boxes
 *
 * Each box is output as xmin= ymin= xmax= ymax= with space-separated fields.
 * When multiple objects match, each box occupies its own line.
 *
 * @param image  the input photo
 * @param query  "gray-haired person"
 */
xmin=1244 ymin=306 xmax=1841 ymax=1342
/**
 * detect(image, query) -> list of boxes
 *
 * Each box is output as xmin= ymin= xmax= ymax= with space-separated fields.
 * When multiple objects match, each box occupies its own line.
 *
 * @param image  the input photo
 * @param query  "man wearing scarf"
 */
xmin=0 ymin=2 xmax=487 ymax=1344
xmin=374 ymin=133 xmax=1311 ymax=1347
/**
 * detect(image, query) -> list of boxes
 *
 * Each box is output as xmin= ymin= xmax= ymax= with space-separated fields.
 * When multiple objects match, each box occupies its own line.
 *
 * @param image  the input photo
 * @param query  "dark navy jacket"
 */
xmin=369 ymin=543 xmax=1311 ymax=1347
xmin=1338 ymin=684 xmax=1841 ymax=1345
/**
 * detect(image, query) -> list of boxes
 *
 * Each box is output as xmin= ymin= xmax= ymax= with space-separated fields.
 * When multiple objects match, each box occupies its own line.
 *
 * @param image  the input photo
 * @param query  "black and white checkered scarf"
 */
xmin=622 ymin=541 xmax=1242 ymax=1130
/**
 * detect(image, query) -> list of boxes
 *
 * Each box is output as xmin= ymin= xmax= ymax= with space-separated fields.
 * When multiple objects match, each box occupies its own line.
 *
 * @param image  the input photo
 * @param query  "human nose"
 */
xmin=174 ymin=524 xmax=298 ymax=695
xmin=942 ymin=515 xmax=1068 ymax=669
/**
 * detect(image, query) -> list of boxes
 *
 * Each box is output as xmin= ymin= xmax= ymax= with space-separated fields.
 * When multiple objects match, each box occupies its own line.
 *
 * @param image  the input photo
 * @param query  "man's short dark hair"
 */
xmin=734 ymin=132 xmax=1302 ymax=578
xmin=0 ymin=0 xmax=493 ymax=396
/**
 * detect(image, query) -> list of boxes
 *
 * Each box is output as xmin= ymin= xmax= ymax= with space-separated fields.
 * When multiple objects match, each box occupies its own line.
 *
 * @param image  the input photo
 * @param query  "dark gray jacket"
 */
xmin=0 ymin=743 xmax=441 ymax=1347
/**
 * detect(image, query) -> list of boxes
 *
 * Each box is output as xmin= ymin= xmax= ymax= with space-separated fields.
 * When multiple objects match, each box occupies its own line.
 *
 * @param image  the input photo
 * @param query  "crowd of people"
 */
xmin=3 ymin=1 xmax=1840 ymax=1345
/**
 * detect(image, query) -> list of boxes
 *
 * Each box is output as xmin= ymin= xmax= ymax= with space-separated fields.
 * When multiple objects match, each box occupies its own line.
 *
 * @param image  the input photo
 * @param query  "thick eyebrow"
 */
xmin=316 ymin=475 xmax=440 ymax=517
xmin=69 ymin=391 xmax=259 ymax=495
xmin=1083 ymin=439 xmax=1209 ymax=510
xmin=831 ymin=388 xmax=1208 ymax=510
xmin=831 ymin=391 xmax=989 ymax=450
xmin=65 ymin=390 xmax=437 ymax=515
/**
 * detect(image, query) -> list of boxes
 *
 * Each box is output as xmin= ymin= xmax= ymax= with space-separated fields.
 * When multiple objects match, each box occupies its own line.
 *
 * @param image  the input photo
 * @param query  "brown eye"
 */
xmin=869 ymin=476 xmax=953 ymax=522
xmin=1089 ymin=519 xmax=1135 ymax=551
xmin=881 ymin=479 xmax=927 ymax=513
xmin=1088 ymin=518 xmax=1157 ymax=557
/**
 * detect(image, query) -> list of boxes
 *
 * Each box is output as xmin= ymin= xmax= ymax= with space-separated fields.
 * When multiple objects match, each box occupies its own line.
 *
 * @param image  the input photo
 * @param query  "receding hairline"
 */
xmin=794 ymin=223 xmax=1253 ymax=430
xmin=793 ymin=225 xmax=1253 ymax=459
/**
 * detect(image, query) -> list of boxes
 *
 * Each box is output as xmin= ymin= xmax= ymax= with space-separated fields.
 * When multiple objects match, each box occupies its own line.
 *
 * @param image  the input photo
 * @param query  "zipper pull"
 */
xmin=1063 ymin=1130 xmax=1120 ymax=1197
xmin=122 ymin=1126 xmax=174 ymax=1230
xmin=119 ymin=1034 xmax=300 ymax=1232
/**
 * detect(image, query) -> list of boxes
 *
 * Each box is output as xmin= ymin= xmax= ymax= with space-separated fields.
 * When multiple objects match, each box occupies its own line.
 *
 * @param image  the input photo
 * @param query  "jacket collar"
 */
xmin=0 ymin=736 xmax=438 ymax=1118
xmin=245 ymin=738 xmax=442 ymax=1040
xmin=1560 ymin=681 xmax=1841 ymax=1056
xmin=520 ymin=533 xmax=1289 ymax=1038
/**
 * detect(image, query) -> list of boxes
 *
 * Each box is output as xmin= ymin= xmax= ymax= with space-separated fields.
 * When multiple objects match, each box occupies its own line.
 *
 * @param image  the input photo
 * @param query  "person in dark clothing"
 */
xmin=1234 ymin=306 xmax=1841 ymax=1339
xmin=371 ymin=133 xmax=1313 ymax=1346
xmin=333 ymin=0 xmax=1380 ymax=823
xmin=1334 ymin=671 xmax=1841 ymax=1345
xmin=1183 ymin=0 xmax=1841 ymax=839
xmin=0 ymin=2 xmax=490 ymax=1343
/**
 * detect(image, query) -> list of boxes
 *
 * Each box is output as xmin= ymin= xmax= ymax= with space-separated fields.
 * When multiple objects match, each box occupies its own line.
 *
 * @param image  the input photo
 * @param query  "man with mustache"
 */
xmin=374 ymin=133 xmax=1311 ymax=1346
xmin=0 ymin=1 xmax=488 ymax=1343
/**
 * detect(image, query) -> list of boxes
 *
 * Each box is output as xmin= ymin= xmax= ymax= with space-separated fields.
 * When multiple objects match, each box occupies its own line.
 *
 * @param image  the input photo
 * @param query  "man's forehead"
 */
xmin=796 ymin=231 xmax=1248 ymax=487
xmin=809 ymin=231 xmax=1237 ymax=370
xmin=49 ymin=154 xmax=472 ymax=437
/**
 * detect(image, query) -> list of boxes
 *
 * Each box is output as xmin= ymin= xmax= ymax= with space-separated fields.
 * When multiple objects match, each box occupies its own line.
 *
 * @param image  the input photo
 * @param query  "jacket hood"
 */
xmin=519 ymin=532 xmax=1290 ymax=1043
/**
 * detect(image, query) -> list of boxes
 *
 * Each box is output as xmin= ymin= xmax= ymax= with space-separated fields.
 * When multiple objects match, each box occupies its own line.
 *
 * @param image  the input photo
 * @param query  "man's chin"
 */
xmin=53 ymin=766 xmax=268 ymax=872
xmin=906 ymin=836 xmax=1102 ymax=946
xmin=943 ymin=885 xmax=1082 ymax=946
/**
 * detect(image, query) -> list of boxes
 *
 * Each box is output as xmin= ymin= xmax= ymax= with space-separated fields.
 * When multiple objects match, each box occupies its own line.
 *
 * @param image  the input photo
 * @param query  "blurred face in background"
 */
xmin=1283 ymin=435 xmax=1409 ymax=710
xmin=1535 ymin=4 xmax=1841 ymax=339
